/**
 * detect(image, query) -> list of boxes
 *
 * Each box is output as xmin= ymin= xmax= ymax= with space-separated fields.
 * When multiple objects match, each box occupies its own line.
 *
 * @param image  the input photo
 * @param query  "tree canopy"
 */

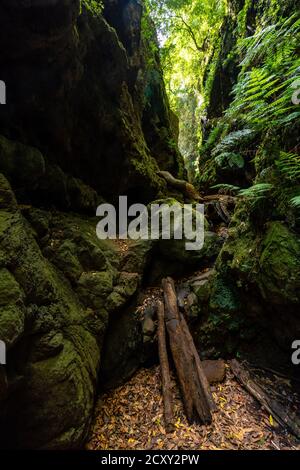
xmin=146 ymin=0 xmax=227 ymax=173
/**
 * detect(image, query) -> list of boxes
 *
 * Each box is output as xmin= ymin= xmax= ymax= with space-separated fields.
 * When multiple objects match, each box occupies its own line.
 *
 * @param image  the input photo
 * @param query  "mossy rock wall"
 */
xmin=0 ymin=175 xmax=154 ymax=448
xmin=196 ymin=0 xmax=300 ymax=352
xmin=0 ymin=0 xmax=183 ymax=205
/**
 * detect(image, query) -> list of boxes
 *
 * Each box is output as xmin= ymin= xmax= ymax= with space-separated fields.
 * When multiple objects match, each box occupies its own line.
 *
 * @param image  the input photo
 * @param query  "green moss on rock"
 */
xmin=0 ymin=136 xmax=45 ymax=188
xmin=258 ymin=222 xmax=300 ymax=305
xmin=209 ymin=276 xmax=241 ymax=313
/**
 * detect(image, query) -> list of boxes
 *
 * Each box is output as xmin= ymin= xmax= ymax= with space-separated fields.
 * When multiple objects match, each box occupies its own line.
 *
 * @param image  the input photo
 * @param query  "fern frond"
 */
xmin=211 ymin=184 xmax=241 ymax=194
xmin=238 ymin=183 xmax=273 ymax=199
xmin=276 ymin=152 xmax=300 ymax=182
xmin=290 ymin=196 xmax=300 ymax=209
xmin=212 ymin=129 xmax=255 ymax=156
xmin=215 ymin=152 xmax=245 ymax=169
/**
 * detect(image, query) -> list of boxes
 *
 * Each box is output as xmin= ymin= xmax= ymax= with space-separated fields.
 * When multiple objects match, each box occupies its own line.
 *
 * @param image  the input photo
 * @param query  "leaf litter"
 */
xmin=86 ymin=365 xmax=299 ymax=451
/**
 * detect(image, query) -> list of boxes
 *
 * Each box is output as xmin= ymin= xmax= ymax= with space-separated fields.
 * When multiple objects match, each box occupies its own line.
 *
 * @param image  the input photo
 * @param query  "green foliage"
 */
xmin=202 ymin=10 xmax=300 ymax=193
xmin=239 ymin=15 xmax=300 ymax=70
xmin=146 ymin=0 xmax=227 ymax=164
xmin=215 ymin=152 xmax=244 ymax=170
xmin=81 ymin=0 xmax=103 ymax=16
xmin=227 ymin=15 xmax=300 ymax=131
xmin=141 ymin=12 xmax=160 ymax=68
xmin=237 ymin=183 xmax=274 ymax=217
xmin=212 ymin=129 xmax=255 ymax=156
xmin=290 ymin=196 xmax=300 ymax=210
xmin=211 ymin=183 xmax=241 ymax=194
xmin=202 ymin=122 xmax=227 ymax=153
xmin=236 ymin=0 xmax=252 ymax=37
xmin=238 ymin=183 xmax=273 ymax=200
xmin=276 ymin=152 xmax=300 ymax=182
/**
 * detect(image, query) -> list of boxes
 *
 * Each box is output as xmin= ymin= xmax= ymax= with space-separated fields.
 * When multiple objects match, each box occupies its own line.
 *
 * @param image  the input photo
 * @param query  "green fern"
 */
xmin=238 ymin=183 xmax=273 ymax=199
xmin=290 ymin=196 xmax=300 ymax=209
xmin=211 ymin=184 xmax=241 ymax=194
xmin=276 ymin=152 xmax=300 ymax=182
xmin=212 ymin=129 xmax=255 ymax=156
xmin=239 ymin=15 xmax=300 ymax=70
xmin=81 ymin=0 xmax=103 ymax=16
xmin=215 ymin=152 xmax=245 ymax=170
xmin=226 ymin=15 xmax=300 ymax=131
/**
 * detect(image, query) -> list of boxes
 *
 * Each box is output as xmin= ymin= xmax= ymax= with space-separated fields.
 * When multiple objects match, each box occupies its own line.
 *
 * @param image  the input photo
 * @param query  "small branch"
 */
xmin=230 ymin=359 xmax=300 ymax=439
xmin=174 ymin=15 xmax=207 ymax=53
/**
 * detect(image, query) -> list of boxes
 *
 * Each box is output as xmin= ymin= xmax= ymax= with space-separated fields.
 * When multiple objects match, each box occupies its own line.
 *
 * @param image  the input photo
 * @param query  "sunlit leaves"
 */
xmin=146 ymin=0 xmax=227 ymax=163
xmin=227 ymin=15 xmax=300 ymax=131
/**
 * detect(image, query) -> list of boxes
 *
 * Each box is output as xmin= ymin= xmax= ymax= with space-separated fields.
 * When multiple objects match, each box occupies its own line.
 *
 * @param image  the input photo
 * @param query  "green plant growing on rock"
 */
xmin=227 ymin=15 xmax=300 ymax=131
xmin=211 ymin=183 xmax=241 ymax=195
xmin=276 ymin=152 xmax=300 ymax=182
xmin=81 ymin=0 xmax=103 ymax=16
xmin=215 ymin=152 xmax=245 ymax=170
xmin=290 ymin=196 xmax=300 ymax=210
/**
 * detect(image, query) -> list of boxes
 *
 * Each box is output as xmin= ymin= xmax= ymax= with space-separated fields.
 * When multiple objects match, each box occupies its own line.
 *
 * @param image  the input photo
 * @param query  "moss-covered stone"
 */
xmin=159 ymin=231 xmax=223 ymax=266
xmin=120 ymin=239 xmax=154 ymax=274
xmin=258 ymin=222 xmax=300 ymax=305
xmin=0 ymin=266 xmax=25 ymax=349
xmin=51 ymin=240 xmax=83 ymax=284
xmin=0 ymin=136 xmax=45 ymax=188
xmin=0 ymin=268 xmax=23 ymax=306
xmin=0 ymin=178 xmax=107 ymax=449
xmin=77 ymin=271 xmax=114 ymax=309
xmin=0 ymin=174 xmax=18 ymax=211
xmin=209 ymin=276 xmax=241 ymax=313
xmin=0 ymin=304 xmax=25 ymax=349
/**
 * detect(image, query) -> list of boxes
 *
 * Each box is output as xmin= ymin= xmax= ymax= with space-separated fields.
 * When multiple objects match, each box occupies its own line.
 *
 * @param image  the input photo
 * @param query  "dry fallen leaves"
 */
xmin=86 ymin=365 xmax=298 ymax=451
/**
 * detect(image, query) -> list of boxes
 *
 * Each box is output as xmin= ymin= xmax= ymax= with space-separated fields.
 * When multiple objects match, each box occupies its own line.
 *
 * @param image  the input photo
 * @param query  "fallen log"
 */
xmin=180 ymin=314 xmax=217 ymax=412
xmin=230 ymin=359 xmax=300 ymax=439
xmin=157 ymin=300 xmax=175 ymax=433
xmin=157 ymin=171 xmax=204 ymax=202
xmin=162 ymin=277 xmax=214 ymax=424
xmin=157 ymin=170 xmax=237 ymax=207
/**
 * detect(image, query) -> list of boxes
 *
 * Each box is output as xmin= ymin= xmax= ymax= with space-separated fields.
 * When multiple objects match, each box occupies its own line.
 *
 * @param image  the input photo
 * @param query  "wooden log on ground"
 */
xmin=162 ymin=277 xmax=214 ymax=424
xmin=180 ymin=315 xmax=217 ymax=412
xmin=157 ymin=171 xmax=204 ymax=202
xmin=157 ymin=300 xmax=175 ymax=433
xmin=230 ymin=359 xmax=300 ymax=439
xmin=157 ymin=171 xmax=236 ymax=206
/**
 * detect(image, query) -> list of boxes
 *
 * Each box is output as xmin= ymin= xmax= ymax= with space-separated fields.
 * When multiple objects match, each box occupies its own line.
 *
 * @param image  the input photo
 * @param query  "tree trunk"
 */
xmin=162 ymin=277 xmax=214 ymax=424
xmin=157 ymin=300 xmax=175 ymax=433
xmin=180 ymin=314 xmax=217 ymax=412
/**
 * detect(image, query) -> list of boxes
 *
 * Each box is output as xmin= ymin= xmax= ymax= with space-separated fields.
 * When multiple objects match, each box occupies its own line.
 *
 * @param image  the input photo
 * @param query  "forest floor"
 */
xmin=86 ymin=364 xmax=299 ymax=451
xmin=86 ymin=239 xmax=300 ymax=451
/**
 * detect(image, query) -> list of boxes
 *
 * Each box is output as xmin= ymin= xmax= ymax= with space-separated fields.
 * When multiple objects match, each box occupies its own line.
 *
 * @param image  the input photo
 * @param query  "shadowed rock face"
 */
xmin=0 ymin=0 xmax=182 ymax=204
xmin=195 ymin=0 xmax=300 ymax=357
xmin=0 ymin=175 xmax=155 ymax=449
xmin=0 ymin=0 xmax=185 ymax=450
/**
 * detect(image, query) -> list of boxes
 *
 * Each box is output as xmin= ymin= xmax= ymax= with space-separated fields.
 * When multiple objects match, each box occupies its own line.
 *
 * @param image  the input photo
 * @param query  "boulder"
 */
xmin=258 ymin=222 xmax=300 ymax=306
xmin=0 ymin=179 xmax=104 ymax=449
xmin=0 ymin=136 xmax=45 ymax=188
xmin=0 ymin=176 xmax=147 ymax=449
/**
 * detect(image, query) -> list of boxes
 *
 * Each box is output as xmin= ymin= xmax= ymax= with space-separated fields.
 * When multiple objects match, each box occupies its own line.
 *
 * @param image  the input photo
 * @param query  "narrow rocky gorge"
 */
xmin=0 ymin=0 xmax=299 ymax=450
